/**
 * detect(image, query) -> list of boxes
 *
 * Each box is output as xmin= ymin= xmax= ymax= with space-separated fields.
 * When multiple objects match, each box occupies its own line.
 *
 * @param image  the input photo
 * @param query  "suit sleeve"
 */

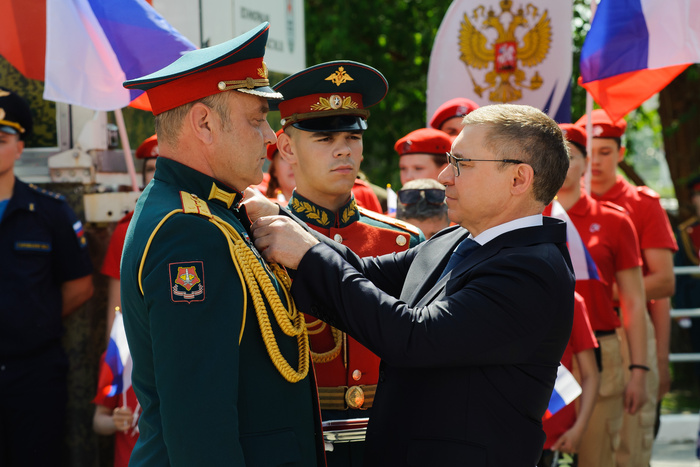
xmin=280 ymin=204 xmax=418 ymax=297
xmin=139 ymin=213 xmax=246 ymax=465
xmin=292 ymin=242 xmax=572 ymax=368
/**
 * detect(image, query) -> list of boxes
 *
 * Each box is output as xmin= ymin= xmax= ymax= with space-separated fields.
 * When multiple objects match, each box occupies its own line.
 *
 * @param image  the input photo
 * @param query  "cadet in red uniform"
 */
xmin=577 ymin=110 xmax=678 ymax=466
xmin=101 ymin=134 xmax=158 ymax=338
xmin=539 ymin=293 xmax=598 ymax=467
xmin=271 ymin=60 xmax=424 ymax=466
xmin=396 ymin=128 xmax=452 ymax=186
xmin=428 ymin=97 xmax=479 ymax=137
xmin=545 ymin=123 xmax=647 ymax=467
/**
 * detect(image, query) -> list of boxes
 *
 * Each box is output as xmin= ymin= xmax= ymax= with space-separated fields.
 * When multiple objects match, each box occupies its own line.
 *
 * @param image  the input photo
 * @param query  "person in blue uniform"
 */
xmin=270 ymin=60 xmax=424 ymax=466
xmin=119 ymin=23 xmax=324 ymax=466
xmin=249 ymin=104 xmax=575 ymax=466
xmin=0 ymin=87 xmax=94 ymax=467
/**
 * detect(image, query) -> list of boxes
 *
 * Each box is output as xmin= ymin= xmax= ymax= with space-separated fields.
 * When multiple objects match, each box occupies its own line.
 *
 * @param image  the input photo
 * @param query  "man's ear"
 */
xmin=188 ymin=102 xmax=214 ymax=144
xmin=617 ymin=145 xmax=626 ymax=163
xmin=511 ymin=163 xmax=535 ymax=196
xmin=277 ymin=131 xmax=297 ymax=165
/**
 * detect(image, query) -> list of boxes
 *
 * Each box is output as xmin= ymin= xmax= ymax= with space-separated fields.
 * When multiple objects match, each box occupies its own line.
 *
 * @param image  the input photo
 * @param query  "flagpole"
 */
xmin=584 ymin=0 xmax=598 ymax=195
xmin=114 ymin=108 xmax=140 ymax=192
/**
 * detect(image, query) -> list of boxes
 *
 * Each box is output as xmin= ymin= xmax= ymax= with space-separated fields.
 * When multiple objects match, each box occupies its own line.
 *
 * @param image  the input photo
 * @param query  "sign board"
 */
xmin=152 ymin=0 xmax=306 ymax=75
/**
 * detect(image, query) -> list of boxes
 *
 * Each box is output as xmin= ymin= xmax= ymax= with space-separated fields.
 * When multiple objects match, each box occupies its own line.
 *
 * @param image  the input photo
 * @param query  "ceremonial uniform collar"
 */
xmin=155 ymin=157 xmax=245 ymax=211
xmin=287 ymin=191 xmax=360 ymax=229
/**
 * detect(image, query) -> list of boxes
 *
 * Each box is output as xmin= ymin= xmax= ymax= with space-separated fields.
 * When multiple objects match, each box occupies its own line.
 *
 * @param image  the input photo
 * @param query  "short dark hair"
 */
xmin=462 ymin=104 xmax=570 ymax=205
xmin=396 ymin=179 xmax=448 ymax=222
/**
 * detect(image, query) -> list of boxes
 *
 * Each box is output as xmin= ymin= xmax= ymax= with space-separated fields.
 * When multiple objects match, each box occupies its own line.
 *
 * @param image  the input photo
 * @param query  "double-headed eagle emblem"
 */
xmin=459 ymin=0 xmax=551 ymax=103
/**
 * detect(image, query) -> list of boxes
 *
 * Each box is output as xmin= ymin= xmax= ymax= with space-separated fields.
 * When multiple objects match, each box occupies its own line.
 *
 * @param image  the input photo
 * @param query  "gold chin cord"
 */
xmin=209 ymin=215 xmax=310 ymax=383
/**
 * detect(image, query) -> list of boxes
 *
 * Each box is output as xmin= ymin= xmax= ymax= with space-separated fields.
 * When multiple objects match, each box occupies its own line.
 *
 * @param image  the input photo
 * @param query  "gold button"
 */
xmin=217 ymin=81 xmax=226 ymax=91
xmin=352 ymin=369 xmax=362 ymax=381
xmin=396 ymin=235 xmax=407 ymax=246
xmin=345 ymin=386 xmax=365 ymax=409
xmin=334 ymin=234 xmax=343 ymax=243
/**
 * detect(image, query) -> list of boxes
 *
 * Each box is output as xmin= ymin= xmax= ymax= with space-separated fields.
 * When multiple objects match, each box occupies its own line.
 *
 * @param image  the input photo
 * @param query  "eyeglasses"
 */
xmin=445 ymin=152 xmax=529 ymax=177
xmin=397 ymin=188 xmax=446 ymax=205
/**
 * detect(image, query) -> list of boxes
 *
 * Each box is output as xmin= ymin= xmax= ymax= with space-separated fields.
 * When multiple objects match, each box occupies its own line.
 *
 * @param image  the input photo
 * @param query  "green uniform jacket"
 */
xmin=121 ymin=157 xmax=324 ymax=466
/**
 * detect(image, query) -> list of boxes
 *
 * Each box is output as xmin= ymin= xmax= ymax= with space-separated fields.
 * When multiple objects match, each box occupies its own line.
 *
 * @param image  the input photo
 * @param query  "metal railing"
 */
xmin=670 ymin=265 xmax=700 ymax=363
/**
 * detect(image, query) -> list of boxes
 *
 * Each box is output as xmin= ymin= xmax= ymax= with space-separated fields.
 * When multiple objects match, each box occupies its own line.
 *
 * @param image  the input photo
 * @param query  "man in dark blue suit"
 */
xmin=250 ymin=104 xmax=575 ymax=466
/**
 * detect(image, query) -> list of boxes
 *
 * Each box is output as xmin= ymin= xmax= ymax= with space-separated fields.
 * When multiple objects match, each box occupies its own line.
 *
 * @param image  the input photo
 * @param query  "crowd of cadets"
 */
xmin=1 ymin=80 xmax=693 ymax=466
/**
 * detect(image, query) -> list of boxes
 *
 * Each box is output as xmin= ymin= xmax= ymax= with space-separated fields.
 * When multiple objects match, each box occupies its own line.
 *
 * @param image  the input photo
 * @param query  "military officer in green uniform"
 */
xmin=268 ymin=61 xmax=423 ymax=466
xmin=120 ymin=23 xmax=324 ymax=466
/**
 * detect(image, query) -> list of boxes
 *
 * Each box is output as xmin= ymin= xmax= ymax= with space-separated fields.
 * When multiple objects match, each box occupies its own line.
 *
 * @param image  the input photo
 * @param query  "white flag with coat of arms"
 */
xmin=427 ymin=0 xmax=573 ymax=123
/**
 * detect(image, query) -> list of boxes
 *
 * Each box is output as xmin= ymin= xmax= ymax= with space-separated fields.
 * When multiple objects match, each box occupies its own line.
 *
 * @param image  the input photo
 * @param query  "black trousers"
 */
xmin=0 ymin=345 xmax=68 ymax=467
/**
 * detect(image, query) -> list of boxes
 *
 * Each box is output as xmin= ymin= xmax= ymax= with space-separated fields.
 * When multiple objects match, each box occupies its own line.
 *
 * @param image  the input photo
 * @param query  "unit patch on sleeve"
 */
xmin=169 ymin=261 xmax=205 ymax=303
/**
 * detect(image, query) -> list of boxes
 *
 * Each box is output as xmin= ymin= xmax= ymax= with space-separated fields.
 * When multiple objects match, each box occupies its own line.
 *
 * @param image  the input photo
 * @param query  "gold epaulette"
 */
xmin=358 ymin=206 xmax=422 ymax=237
xmin=180 ymin=191 xmax=212 ymax=218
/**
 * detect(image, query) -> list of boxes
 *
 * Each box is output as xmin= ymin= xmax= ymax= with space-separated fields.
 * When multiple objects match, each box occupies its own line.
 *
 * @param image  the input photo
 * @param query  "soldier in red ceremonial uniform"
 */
xmin=546 ymin=123 xmax=647 ymax=467
xmin=270 ymin=60 xmax=424 ymax=466
xmin=575 ymin=111 xmax=678 ymax=466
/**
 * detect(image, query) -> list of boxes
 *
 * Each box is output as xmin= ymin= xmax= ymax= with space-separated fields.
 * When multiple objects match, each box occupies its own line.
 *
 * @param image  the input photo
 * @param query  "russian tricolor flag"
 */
xmin=100 ymin=309 xmax=132 ymax=399
xmin=579 ymin=0 xmax=700 ymax=121
xmin=549 ymin=200 xmax=600 ymax=281
xmin=544 ymin=365 xmax=582 ymax=420
xmin=43 ymin=0 xmax=196 ymax=111
xmin=386 ymin=184 xmax=397 ymax=216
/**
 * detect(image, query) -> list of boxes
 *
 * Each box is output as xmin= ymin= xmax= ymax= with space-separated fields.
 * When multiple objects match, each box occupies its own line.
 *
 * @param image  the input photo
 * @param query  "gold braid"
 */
xmin=309 ymin=326 xmax=343 ymax=364
xmin=208 ymin=215 xmax=309 ymax=383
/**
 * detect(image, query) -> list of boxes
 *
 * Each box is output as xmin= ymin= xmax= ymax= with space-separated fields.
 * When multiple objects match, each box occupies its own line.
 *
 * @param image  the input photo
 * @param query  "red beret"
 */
xmin=575 ymin=109 xmax=627 ymax=138
xmin=266 ymin=128 xmax=285 ymax=160
xmin=135 ymin=134 xmax=158 ymax=159
xmin=395 ymin=128 xmax=453 ymax=156
xmin=429 ymin=98 xmax=479 ymax=130
xmin=558 ymin=123 xmax=587 ymax=149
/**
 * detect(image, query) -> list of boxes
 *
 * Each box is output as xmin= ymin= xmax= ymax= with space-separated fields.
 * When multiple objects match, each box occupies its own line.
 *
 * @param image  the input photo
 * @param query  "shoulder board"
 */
xmin=599 ymin=200 xmax=626 ymax=213
xmin=28 ymin=183 xmax=65 ymax=200
xmin=179 ymin=191 xmax=212 ymax=218
xmin=679 ymin=216 xmax=699 ymax=231
xmin=358 ymin=207 xmax=422 ymax=237
xmin=636 ymin=185 xmax=660 ymax=199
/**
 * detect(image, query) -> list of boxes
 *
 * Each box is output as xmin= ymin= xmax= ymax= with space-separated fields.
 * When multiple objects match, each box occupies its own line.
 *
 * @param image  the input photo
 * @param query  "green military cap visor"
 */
xmin=123 ymin=22 xmax=282 ymax=115
xmin=271 ymin=60 xmax=388 ymax=132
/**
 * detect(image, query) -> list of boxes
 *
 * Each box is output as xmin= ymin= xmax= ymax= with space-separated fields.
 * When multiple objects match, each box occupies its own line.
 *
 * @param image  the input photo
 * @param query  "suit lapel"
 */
xmin=402 ymin=227 xmax=470 ymax=305
xmin=409 ymin=218 xmax=569 ymax=308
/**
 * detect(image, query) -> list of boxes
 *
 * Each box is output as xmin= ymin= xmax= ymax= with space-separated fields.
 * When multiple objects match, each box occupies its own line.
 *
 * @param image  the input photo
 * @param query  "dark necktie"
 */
xmin=438 ymin=238 xmax=480 ymax=280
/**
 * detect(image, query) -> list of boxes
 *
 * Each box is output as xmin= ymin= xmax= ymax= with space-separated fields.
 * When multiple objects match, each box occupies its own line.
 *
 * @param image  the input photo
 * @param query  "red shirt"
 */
xmin=545 ymin=194 xmax=642 ymax=331
xmin=592 ymin=176 xmax=678 ymax=267
xmin=542 ymin=292 xmax=597 ymax=449
xmin=100 ymin=211 xmax=134 ymax=280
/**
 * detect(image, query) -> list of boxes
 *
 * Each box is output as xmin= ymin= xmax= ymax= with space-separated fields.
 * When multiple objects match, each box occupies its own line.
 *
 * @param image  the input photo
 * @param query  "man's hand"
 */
xmin=251 ymin=216 xmax=319 ymax=270
xmin=241 ymin=187 xmax=280 ymax=222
